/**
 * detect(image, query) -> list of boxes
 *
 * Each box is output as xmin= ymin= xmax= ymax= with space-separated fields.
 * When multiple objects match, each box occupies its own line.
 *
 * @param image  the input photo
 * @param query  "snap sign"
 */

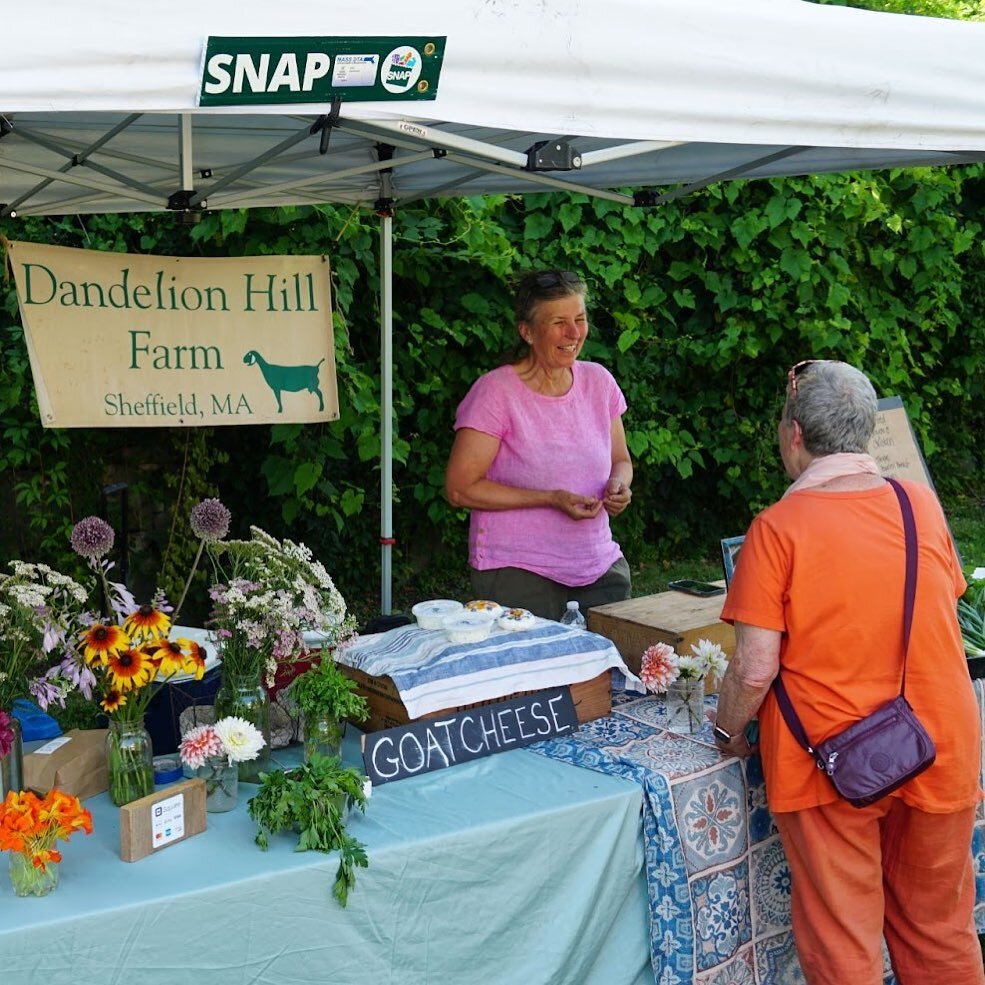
xmin=199 ymin=36 xmax=446 ymax=106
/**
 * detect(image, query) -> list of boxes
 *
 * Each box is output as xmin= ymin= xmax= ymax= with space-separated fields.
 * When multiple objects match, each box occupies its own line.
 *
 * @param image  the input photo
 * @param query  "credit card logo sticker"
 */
xmin=332 ymin=54 xmax=379 ymax=87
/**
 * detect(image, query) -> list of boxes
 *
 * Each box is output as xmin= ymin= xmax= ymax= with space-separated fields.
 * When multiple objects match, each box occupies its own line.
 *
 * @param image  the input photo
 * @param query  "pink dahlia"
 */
xmin=179 ymin=724 xmax=224 ymax=770
xmin=640 ymin=642 xmax=680 ymax=694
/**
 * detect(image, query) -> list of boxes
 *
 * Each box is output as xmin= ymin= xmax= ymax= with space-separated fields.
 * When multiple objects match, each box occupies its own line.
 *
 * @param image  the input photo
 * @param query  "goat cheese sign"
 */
xmin=7 ymin=241 xmax=339 ymax=428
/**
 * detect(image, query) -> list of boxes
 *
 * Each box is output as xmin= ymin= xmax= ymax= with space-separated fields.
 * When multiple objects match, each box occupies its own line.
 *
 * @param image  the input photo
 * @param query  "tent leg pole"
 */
xmin=379 ymin=210 xmax=393 ymax=616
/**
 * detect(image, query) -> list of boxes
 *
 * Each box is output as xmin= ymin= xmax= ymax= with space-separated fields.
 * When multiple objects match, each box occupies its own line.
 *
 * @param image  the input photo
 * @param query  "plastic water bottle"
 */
xmin=560 ymin=600 xmax=586 ymax=629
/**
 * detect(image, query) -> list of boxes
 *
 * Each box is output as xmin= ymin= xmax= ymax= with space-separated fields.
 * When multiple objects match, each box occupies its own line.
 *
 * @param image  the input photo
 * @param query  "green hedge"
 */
xmin=2 ymin=166 xmax=984 ymax=616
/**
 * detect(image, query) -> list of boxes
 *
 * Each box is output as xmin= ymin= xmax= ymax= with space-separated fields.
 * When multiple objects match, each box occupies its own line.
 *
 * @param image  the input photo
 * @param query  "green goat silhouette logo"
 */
xmin=243 ymin=350 xmax=325 ymax=413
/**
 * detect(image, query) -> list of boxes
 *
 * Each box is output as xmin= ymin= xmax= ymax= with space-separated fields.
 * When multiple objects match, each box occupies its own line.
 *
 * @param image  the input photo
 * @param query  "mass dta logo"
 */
xmin=381 ymin=46 xmax=422 ymax=94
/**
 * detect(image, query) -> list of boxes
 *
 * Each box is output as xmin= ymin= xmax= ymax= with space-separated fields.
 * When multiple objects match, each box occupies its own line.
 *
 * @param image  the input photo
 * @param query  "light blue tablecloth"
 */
xmin=0 ymin=732 xmax=653 ymax=985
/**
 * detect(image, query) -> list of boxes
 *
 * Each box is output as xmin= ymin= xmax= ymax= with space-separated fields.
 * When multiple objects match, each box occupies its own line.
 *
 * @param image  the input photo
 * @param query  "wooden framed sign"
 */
xmin=362 ymin=687 xmax=579 ymax=786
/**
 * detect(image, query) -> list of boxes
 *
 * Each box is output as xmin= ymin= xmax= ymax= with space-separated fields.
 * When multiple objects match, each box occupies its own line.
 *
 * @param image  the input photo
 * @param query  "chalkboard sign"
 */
xmin=362 ymin=687 xmax=578 ymax=785
xmin=868 ymin=396 xmax=936 ymax=491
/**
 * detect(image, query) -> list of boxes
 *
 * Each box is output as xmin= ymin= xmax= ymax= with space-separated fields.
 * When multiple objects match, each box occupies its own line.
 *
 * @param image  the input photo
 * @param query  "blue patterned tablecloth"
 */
xmin=530 ymin=680 xmax=985 ymax=985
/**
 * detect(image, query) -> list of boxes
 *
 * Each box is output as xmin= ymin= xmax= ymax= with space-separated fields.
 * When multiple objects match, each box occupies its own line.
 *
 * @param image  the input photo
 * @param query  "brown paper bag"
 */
xmin=23 ymin=728 xmax=109 ymax=800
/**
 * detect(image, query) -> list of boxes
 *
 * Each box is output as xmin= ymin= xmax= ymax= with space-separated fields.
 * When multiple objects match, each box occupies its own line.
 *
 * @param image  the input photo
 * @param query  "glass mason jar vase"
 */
xmin=303 ymin=713 xmax=346 ymax=763
xmin=105 ymin=719 xmax=154 ymax=806
xmin=0 ymin=714 xmax=25 ymax=801
xmin=664 ymin=678 xmax=706 ymax=734
xmin=196 ymin=755 xmax=238 ymax=812
xmin=9 ymin=851 xmax=59 ymax=897
xmin=214 ymin=673 xmax=271 ymax=783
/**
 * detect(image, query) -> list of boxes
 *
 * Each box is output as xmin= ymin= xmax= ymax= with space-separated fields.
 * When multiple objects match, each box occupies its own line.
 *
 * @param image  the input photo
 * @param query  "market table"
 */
xmin=0 ymin=731 xmax=653 ymax=985
xmin=531 ymin=683 xmax=985 ymax=985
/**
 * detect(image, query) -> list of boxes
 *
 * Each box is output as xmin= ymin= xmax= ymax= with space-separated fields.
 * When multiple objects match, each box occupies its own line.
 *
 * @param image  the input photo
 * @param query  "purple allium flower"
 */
xmin=190 ymin=498 xmax=231 ymax=543
xmin=70 ymin=516 xmax=115 ymax=559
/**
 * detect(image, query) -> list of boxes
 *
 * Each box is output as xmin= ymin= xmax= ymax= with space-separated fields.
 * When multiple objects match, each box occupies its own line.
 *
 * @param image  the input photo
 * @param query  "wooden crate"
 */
xmin=587 ymin=589 xmax=735 ymax=686
xmin=338 ymin=664 xmax=611 ymax=733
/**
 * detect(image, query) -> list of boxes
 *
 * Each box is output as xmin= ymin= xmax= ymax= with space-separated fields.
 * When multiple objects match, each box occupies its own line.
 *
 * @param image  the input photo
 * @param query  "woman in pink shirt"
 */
xmin=444 ymin=270 xmax=633 ymax=620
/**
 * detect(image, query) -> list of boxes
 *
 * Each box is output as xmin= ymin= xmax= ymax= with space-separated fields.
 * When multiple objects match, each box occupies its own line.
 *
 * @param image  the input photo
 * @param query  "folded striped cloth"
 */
xmin=336 ymin=620 xmax=645 ymax=719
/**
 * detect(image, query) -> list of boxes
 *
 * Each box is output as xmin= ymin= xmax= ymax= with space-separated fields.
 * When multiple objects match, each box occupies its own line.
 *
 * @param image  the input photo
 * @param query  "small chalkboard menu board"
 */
xmin=868 ymin=396 xmax=936 ymax=491
xmin=362 ymin=687 xmax=578 ymax=785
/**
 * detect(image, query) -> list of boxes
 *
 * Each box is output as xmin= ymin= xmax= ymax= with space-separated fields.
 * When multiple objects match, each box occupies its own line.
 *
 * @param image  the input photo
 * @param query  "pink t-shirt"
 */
xmin=454 ymin=361 xmax=627 ymax=586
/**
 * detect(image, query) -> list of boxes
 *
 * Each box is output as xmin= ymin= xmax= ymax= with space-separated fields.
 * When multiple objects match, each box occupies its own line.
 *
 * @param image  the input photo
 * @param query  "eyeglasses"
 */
xmin=533 ymin=270 xmax=582 ymax=289
xmin=787 ymin=359 xmax=819 ymax=397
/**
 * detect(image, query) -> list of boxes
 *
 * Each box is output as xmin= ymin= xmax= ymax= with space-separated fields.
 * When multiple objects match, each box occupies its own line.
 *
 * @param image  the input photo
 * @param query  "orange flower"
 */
xmin=123 ymin=605 xmax=171 ymax=645
xmin=0 ymin=789 xmax=92 ymax=872
xmin=100 ymin=687 xmax=127 ymax=713
xmin=105 ymin=648 xmax=154 ymax=691
xmin=80 ymin=623 xmax=130 ymax=665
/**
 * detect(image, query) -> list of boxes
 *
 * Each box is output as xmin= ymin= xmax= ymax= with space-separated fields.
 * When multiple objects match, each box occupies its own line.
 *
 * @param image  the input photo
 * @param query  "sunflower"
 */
xmin=105 ymin=648 xmax=155 ymax=692
xmin=123 ymin=605 xmax=171 ymax=645
xmin=100 ymin=687 xmax=127 ymax=714
xmin=80 ymin=624 xmax=130 ymax=665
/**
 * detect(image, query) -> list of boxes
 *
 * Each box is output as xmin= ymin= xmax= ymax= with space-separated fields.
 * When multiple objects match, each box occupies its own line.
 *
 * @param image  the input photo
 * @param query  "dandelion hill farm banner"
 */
xmin=7 ymin=241 xmax=339 ymax=428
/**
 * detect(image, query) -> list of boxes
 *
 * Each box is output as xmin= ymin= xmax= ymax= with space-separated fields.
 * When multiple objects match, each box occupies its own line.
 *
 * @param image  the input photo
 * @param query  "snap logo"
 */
xmin=381 ymin=46 xmax=422 ymax=94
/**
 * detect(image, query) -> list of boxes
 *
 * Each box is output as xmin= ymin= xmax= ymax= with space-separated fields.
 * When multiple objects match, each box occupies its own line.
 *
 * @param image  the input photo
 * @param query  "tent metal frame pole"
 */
xmin=379 ymin=210 xmax=394 ymax=616
xmin=1 ymin=114 xmax=142 ymax=216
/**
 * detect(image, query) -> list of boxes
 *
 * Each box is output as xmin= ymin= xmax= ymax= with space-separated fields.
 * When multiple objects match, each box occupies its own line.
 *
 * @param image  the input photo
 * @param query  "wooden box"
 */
xmin=338 ymin=664 xmax=612 ymax=733
xmin=587 ymin=589 xmax=736 ymax=685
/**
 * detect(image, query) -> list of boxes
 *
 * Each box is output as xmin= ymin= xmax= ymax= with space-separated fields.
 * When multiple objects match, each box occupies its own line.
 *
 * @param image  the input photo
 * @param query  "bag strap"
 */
xmin=771 ymin=477 xmax=917 ymax=763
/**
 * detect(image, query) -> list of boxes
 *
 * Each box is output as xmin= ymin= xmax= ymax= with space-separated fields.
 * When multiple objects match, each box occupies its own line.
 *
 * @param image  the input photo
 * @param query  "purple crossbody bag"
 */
xmin=772 ymin=478 xmax=936 ymax=808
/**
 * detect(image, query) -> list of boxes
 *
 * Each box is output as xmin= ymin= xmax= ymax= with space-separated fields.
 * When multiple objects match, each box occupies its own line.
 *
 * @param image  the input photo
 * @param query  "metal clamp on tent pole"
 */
xmin=309 ymin=98 xmax=342 ymax=155
xmin=525 ymin=140 xmax=581 ymax=172
xmin=375 ymin=143 xmax=395 ymax=216
xmin=166 ymin=189 xmax=205 ymax=224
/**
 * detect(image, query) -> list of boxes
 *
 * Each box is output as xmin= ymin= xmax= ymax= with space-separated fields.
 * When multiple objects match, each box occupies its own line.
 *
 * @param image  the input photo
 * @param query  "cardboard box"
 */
xmin=23 ymin=728 xmax=109 ymax=800
xmin=587 ymin=589 xmax=736 ymax=684
xmin=338 ymin=664 xmax=612 ymax=733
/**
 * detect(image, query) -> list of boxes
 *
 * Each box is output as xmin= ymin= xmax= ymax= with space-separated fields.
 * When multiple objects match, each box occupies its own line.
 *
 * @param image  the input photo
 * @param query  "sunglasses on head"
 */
xmin=532 ymin=270 xmax=582 ymax=289
xmin=787 ymin=359 xmax=819 ymax=396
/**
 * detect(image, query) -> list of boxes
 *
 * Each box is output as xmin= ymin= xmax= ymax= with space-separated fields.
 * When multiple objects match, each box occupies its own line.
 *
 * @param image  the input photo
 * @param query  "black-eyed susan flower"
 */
xmin=178 ymin=640 xmax=208 ymax=681
xmin=105 ymin=648 xmax=154 ymax=692
xmin=80 ymin=624 xmax=130 ymax=665
xmin=145 ymin=639 xmax=189 ymax=679
xmin=100 ymin=687 xmax=127 ymax=714
xmin=123 ymin=604 xmax=171 ymax=645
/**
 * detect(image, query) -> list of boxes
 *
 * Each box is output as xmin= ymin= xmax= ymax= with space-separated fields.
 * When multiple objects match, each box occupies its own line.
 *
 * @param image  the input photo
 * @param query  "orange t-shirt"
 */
xmin=721 ymin=480 xmax=979 ymax=814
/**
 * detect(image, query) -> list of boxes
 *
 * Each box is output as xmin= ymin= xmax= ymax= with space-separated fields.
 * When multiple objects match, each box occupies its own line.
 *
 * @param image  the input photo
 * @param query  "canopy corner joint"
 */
xmin=525 ymin=140 xmax=581 ymax=172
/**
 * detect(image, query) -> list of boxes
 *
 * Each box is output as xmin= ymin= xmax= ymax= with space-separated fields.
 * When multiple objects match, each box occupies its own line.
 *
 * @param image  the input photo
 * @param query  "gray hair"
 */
xmin=782 ymin=360 xmax=878 ymax=455
xmin=513 ymin=270 xmax=587 ymax=323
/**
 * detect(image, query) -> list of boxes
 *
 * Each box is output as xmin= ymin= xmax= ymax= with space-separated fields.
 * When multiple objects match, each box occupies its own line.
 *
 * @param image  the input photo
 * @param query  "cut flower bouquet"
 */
xmin=179 ymin=716 xmax=266 ymax=811
xmin=0 ymin=788 xmax=92 ymax=896
xmin=206 ymin=526 xmax=357 ymax=687
xmin=640 ymin=638 xmax=729 ymax=733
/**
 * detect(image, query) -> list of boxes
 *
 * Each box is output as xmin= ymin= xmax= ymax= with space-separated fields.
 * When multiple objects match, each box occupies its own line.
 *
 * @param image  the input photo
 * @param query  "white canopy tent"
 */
xmin=4 ymin=0 xmax=985 ymax=610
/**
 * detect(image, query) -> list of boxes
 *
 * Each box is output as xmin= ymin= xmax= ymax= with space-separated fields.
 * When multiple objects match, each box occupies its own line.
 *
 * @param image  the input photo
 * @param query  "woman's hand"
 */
xmin=553 ymin=490 xmax=603 ymax=520
xmin=603 ymin=478 xmax=632 ymax=517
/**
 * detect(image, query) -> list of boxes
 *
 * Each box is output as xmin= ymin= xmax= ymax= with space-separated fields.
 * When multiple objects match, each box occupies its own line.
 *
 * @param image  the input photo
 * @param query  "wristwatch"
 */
xmin=712 ymin=724 xmax=734 ymax=745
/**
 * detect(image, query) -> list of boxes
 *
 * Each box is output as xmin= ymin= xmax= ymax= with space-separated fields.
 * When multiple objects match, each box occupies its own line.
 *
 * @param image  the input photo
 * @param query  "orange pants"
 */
xmin=773 ymin=798 xmax=984 ymax=985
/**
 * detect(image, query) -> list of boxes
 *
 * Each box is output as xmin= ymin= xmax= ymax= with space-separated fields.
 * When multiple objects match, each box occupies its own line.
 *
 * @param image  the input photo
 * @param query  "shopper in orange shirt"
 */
xmin=713 ymin=359 xmax=983 ymax=985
